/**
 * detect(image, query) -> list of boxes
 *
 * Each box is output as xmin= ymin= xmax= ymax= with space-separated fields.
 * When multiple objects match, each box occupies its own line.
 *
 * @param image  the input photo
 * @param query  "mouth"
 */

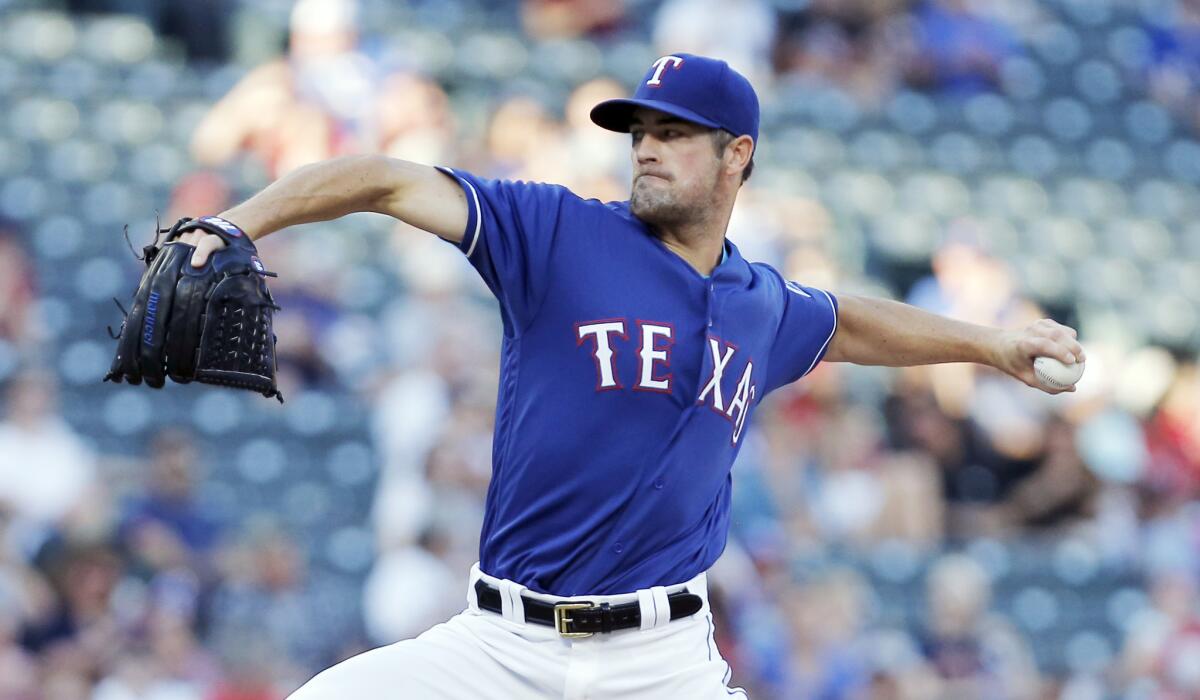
xmin=636 ymin=173 xmax=670 ymax=183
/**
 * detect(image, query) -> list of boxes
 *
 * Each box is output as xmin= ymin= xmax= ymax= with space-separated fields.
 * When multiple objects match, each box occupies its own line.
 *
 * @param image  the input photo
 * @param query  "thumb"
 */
xmin=190 ymin=236 xmax=223 ymax=268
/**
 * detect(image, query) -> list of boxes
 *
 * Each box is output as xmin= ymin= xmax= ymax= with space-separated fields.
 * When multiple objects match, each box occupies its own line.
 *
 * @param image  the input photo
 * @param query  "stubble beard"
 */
xmin=629 ymin=173 xmax=713 ymax=228
xmin=631 ymin=186 xmax=686 ymax=227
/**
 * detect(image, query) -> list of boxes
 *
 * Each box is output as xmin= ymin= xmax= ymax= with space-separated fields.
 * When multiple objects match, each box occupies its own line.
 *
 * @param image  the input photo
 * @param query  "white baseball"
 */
xmin=1033 ymin=356 xmax=1085 ymax=389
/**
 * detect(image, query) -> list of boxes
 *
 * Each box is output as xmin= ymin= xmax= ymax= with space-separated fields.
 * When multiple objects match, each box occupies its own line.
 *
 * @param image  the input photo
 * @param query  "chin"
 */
xmin=631 ymin=199 xmax=687 ymax=227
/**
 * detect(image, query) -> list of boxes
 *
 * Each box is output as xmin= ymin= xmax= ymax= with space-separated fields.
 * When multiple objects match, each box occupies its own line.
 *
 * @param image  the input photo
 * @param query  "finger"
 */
xmin=1020 ymin=337 xmax=1076 ymax=365
xmin=1050 ymin=342 xmax=1077 ymax=365
xmin=1051 ymin=329 xmax=1086 ymax=363
xmin=190 ymin=236 xmax=223 ymax=268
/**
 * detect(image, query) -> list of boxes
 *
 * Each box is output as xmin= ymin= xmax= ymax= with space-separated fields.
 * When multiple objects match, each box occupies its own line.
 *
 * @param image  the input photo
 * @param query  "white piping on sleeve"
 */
xmin=801 ymin=288 xmax=838 ymax=377
xmin=463 ymin=177 xmax=482 ymax=258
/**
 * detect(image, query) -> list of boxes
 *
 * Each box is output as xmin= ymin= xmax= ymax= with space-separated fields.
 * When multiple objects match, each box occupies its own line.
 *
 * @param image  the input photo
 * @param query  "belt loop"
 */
xmin=636 ymin=588 xmax=657 ymax=631
xmin=650 ymin=586 xmax=671 ymax=629
xmin=467 ymin=562 xmax=483 ymax=611
xmin=498 ymin=578 xmax=527 ymax=625
xmin=691 ymin=570 xmax=710 ymax=614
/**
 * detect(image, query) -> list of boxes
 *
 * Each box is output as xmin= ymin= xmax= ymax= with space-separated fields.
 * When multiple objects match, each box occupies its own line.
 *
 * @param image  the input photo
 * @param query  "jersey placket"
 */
xmin=599 ymin=264 xmax=722 ymax=566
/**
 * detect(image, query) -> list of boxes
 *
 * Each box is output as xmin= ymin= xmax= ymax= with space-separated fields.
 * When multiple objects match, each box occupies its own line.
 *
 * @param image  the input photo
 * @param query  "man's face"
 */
xmin=628 ymin=108 xmax=723 ymax=227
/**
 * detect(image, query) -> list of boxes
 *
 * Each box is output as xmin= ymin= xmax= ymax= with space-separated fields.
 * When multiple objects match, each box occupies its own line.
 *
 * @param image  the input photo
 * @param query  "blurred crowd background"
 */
xmin=0 ymin=0 xmax=1199 ymax=698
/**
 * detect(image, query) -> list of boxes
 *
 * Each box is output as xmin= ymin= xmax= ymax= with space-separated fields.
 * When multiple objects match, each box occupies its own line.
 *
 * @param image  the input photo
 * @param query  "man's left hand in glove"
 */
xmin=105 ymin=216 xmax=283 ymax=402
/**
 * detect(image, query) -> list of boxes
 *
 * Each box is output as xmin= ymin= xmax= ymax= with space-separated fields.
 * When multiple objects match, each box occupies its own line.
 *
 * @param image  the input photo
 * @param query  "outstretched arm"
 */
xmin=824 ymin=295 xmax=1085 ymax=393
xmin=184 ymin=155 xmax=468 ymax=264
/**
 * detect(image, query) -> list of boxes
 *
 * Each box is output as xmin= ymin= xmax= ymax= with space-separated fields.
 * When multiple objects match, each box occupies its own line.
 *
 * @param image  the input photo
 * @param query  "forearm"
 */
xmin=218 ymin=155 xmax=401 ymax=241
xmin=824 ymin=295 xmax=1001 ymax=368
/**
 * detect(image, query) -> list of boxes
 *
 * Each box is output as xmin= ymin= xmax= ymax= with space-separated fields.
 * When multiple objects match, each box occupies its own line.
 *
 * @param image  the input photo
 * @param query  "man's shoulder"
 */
xmin=745 ymin=259 xmax=788 ymax=290
xmin=463 ymin=173 xmax=634 ymax=221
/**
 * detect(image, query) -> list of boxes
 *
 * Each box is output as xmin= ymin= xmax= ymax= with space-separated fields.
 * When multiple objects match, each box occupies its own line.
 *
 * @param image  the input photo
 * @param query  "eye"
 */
xmin=631 ymin=130 xmax=644 ymax=144
xmin=664 ymin=129 xmax=681 ymax=139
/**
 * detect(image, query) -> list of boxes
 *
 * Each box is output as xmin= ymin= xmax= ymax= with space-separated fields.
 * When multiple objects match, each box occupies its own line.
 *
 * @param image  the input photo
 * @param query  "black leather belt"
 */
xmin=474 ymin=579 xmax=703 ymax=638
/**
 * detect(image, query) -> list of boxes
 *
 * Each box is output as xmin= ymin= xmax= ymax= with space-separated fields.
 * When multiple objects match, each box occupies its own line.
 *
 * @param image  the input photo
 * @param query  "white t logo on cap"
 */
xmin=647 ymin=55 xmax=684 ymax=87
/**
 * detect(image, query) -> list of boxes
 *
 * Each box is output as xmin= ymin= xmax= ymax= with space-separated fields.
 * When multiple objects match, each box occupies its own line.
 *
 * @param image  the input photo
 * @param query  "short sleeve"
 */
xmin=764 ymin=278 xmax=839 ymax=394
xmin=436 ymin=167 xmax=570 ymax=335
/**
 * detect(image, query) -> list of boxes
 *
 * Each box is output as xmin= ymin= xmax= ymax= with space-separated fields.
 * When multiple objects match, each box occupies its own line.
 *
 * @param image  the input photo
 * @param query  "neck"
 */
xmin=652 ymin=206 xmax=733 ymax=276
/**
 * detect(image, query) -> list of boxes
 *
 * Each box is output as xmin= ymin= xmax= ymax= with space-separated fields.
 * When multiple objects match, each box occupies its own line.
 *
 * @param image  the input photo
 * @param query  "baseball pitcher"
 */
xmin=172 ymin=54 xmax=1083 ymax=698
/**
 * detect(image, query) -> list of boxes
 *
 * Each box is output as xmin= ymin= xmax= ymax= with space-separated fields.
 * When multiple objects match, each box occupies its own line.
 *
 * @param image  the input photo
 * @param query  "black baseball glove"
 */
xmin=104 ymin=216 xmax=283 ymax=402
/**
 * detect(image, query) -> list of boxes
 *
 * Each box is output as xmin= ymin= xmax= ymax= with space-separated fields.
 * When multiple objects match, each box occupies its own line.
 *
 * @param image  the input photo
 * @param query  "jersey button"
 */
xmin=653 ymin=479 xmax=664 ymax=490
xmin=613 ymin=543 xmax=624 ymax=554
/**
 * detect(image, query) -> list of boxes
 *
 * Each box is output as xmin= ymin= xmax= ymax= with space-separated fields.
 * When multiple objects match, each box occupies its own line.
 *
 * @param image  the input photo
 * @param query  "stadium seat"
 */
xmin=1008 ymin=134 xmax=1061 ymax=178
xmin=102 ymin=387 xmax=156 ymax=436
xmin=1165 ymin=139 xmax=1200 ymax=183
xmin=1074 ymin=59 xmax=1122 ymax=104
xmin=236 ymin=438 xmax=289 ymax=485
xmin=885 ymin=91 xmax=938 ymax=134
xmin=4 ymin=11 xmax=78 ymax=63
xmin=1124 ymin=101 xmax=1173 ymax=144
xmin=1011 ymin=585 xmax=1060 ymax=632
xmin=1084 ymin=137 xmax=1136 ymax=181
xmin=1043 ymin=97 xmax=1093 ymax=142
xmin=1000 ymin=56 xmax=1047 ymax=101
xmin=324 ymin=526 xmax=375 ymax=574
xmin=58 ymin=340 xmax=111 ymax=387
xmin=963 ymin=93 xmax=1017 ymax=137
xmin=1064 ymin=630 xmax=1114 ymax=674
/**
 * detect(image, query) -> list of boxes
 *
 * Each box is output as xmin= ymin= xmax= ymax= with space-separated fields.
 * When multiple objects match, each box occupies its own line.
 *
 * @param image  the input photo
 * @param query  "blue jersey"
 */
xmin=436 ymin=167 xmax=839 ymax=595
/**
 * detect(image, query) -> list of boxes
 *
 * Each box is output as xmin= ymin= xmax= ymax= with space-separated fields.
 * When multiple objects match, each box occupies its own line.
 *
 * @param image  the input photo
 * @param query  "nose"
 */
xmin=634 ymin=133 xmax=661 ymax=164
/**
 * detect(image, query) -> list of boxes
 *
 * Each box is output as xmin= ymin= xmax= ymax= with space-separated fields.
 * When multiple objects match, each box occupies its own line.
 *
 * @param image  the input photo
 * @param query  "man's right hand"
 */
xmin=180 ymin=230 xmax=228 ymax=267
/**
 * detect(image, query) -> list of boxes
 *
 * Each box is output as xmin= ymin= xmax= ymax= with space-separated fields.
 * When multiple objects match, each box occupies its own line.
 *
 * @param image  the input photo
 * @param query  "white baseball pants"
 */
xmin=288 ymin=563 xmax=748 ymax=699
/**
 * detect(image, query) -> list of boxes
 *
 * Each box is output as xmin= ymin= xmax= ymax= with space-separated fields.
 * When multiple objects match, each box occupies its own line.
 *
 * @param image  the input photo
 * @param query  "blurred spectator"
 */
xmin=208 ymin=524 xmax=353 ymax=680
xmin=1120 ymin=571 xmax=1200 ymax=698
xmin=653 ymin=0 xmax=776 ymax=86
xmin=20 ymin=542 xmax=123 ymax=668
xmin=375 ymin=74 xmax=457 ymax=166
xmin=520 ymin=0 xmax=627 ymax=40
xmin=92 ymin=645 xmax=205 ymax=700
xmin=0 ymin=520 xmax=42 ymax=699
xmin=0 ymin=220 xmax=39 ymax=355
xmin=166 ymin=172 xmax=234 ymax=225
xmin=904 ymin=0 xmax=1020 ymax=95
xmin=481 ymin=94 xmax=571 ymax=184
xmin=120 ymin=430 xmax=222 ymax=581
xmin=779 ymin=567 xmax=873 ymax=699
xmin=906 ymin=233 xmax=1021 ymax=328
xmin=560 ymin=77 xmax=628 ymax=201
xmin=983 ymin=416 xmax=1099 ymax=532
xmin=64 ymin=0 xmax=232 ymax=64
xmin=1145 ymin=360 xmax=1200 ymax=497
xmin=1144 ymin=0 xmax=1200 ymax=130
xmin=919 ymin=554 xmax=1040 ymax=699
xmin=362 ymin=526 xmax=458 ymax=645
xmin=0 ymin=370 xmax=98 ymax=531
xmin=271 ymin=308 xmax=341 ymax=396
xmin=773 ymin=0 xmax=908 ymax=106
xmin=191 ymin=0 xmax=378 ymax=177
xmin=884 ymin=385 xmax=1010 ymax=528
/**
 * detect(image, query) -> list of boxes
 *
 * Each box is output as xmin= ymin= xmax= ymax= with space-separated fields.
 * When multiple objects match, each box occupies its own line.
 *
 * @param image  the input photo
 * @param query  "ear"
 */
xmin=724 ymin=135 xmax=754 ymax=178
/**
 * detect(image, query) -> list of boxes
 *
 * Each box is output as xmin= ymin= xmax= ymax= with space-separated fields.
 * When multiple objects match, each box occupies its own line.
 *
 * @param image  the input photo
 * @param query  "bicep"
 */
xmin=370 ymin=158 xmax=470 ymax=244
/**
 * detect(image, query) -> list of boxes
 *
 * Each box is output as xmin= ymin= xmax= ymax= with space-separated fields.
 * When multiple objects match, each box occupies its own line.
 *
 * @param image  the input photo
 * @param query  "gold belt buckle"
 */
xmin=554 ymin=602 xmax=595 ymax=638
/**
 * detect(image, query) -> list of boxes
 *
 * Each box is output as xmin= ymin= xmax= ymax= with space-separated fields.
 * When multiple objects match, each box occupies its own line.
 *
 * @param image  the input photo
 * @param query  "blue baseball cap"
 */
xmin=591 ymin=53 xmax=759 ymax=150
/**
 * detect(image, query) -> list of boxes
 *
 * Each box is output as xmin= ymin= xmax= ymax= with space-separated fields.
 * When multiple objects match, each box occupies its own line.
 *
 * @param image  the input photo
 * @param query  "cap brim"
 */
xmin=590 ymin=98 xmax=722 ymax=133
